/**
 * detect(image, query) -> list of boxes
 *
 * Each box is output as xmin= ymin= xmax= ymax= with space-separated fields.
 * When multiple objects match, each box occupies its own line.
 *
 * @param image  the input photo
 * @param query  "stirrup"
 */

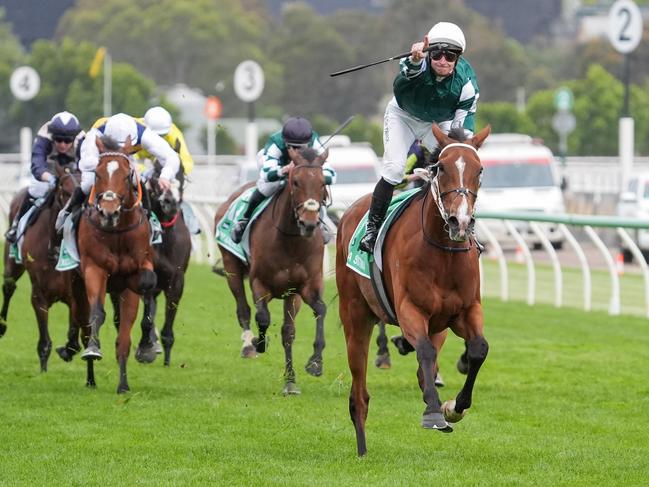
xmin=4 ymin=226 xmax=18 ymax=243
xmin=55 ymin=209 xmax=70 ymax=234
xmin=359 ymin=232 xmax=376 ymax=254
xmin=231 ymin=218 xmax=249 ymax=244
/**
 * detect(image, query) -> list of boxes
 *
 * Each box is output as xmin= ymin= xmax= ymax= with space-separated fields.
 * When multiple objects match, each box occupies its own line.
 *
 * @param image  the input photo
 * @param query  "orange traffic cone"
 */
xmin=515 ymin=245 xmax=524 ymax=264
xmin=615 ymin=251 xmax=625 ymax=275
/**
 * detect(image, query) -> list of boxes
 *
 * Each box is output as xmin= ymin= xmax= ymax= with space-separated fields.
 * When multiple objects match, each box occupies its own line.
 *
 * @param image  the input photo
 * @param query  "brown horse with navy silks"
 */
xmin=215 ymin=147 xmax=329 ymax=395
xmin=1 ymin=163 xmax=88 ymax=372
xmin=336 ymin=124 xmax=490 ymax=455
xmin=78 ymin=135 xmax=158 ymax=393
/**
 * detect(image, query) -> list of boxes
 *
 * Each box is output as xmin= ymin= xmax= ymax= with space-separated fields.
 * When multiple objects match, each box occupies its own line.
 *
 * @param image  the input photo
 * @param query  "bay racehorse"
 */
xmin=78 ymin=135 xmax=157 ymax=393
xmin=1 ymin=163 xmax=89 ymax=372
xmin=336 ymin=124 xmax=491 ymax=455
xmin=137 ymin=167 xmax=191 ymax=366
xmin=215 ymin=147 xmax=329 ymax=395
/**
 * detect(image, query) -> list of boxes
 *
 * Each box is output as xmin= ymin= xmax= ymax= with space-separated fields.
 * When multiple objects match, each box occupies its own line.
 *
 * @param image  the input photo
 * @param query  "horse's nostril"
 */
xmin=448 ymin=216 xmax=459 ymax=227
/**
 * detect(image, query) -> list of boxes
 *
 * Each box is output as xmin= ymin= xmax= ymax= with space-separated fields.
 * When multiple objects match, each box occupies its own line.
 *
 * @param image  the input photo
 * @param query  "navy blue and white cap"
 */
xmin=48 ymin=111 xmax=81 ymax=137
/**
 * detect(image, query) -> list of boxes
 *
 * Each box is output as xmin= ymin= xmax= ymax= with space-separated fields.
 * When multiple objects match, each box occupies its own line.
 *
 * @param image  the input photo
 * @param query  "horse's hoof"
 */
xmin=422 ymin=412 xmax=453 ymax=432
xmin=240 ymin=345 xmax=257 ymax=358
xmin=456 ymin=355 xmax=469 ymax=375
xmin=86 ymin=381 xmax=96 ymax=389
xmin=391 ymin=335 xmax=415 ymax=356
xmin=441 ymin=399 xmax=467 ymax=423
xmin=135 ymin=345 xmax=157 ymax=364
xmin=434 ymin=372 xmax=445 ymax=388
xmin=305 ymin=358 xmax=323 ymax=377
xmin=282 ymin=382 xmax=301 ymax=396
xmin=81 ymin=346 xmax=103 ymax=361
xmin=117 ymin=385 xmax=130 ymax=394
xmin=0 ymin=319 xmax=7 ymax=338
xmin=374 ymin=353 xmax=391 ymax=369
xmin=252 ymin=336 xmax=268 ymax=353
xmin=56 ymin=345 xmax=78 ymax=362
xmin=154 ymin=342 xmax=163 ymax=354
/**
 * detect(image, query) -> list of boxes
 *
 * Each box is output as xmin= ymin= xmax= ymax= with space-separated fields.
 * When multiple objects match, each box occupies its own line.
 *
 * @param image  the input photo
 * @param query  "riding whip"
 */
xmin=330 ymin=46 xmax=438 ymax=77
xmin=322 ymin=115 xmax=356 ymax=146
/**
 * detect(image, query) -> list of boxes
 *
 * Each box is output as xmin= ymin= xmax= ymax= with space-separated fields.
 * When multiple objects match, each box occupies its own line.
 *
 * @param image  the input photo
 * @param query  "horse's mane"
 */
xmin=428 ymin=128 xmax=469 ymax=166
xmin=99 ymin=135 xmax=121 ymax=151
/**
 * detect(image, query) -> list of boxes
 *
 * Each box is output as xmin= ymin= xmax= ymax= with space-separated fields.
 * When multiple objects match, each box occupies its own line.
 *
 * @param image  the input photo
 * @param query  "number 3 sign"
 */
xmin=608 ymin=0 xmax=643 ymax=54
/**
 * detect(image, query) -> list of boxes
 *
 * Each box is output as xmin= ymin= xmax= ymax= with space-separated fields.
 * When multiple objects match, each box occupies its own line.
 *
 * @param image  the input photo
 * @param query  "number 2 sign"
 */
xmin=608 ymin=0 xmax=643 ymax=54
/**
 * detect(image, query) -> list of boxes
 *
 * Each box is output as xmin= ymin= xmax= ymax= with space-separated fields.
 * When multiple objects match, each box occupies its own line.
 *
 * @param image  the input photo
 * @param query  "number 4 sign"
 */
xmin=608 ymin=0 xmax=643 ymax=54
xmin=10 ymin=66 xmax=40 ymax=101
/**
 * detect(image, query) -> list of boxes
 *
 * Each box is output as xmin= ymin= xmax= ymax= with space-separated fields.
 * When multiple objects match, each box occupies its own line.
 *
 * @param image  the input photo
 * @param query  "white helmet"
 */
xmin=144 ymin=106 xmax=172 ymax=135
xmin=104 ymin=113 xmax=138 ymax=146
xmin=427 ymin=22 xmax=466 ymax=53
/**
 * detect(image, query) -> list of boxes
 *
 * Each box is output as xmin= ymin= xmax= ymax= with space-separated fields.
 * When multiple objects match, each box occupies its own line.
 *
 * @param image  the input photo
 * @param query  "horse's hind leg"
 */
xmin=281 ymin=295 xmax=301 ymax=395
xmin=160 ymin=277 xmax=184 ymax=367
xmin=456 ymin=341 xmax=469 ymax=375
xmin=302 ymin=289 xmax=326 ymax=377
xmin=116 ymin=289 xmax=140 ymax=394
xmin=341 ymin=301 xmax=374 ymax=456
xmin=135 ymin=291 xmax=158 ymax=364
xmin=30 ymin=292 xmax=52 ymax=372
xmin=374 ymin=321 xmax=391 ymax=369
xmin=221 ymin=252 xmax=254 ymax=357
xmin=56 ymin=305 xmax=82 ymax=362
xmin=0 ymin=257 xmax=24 ymax=337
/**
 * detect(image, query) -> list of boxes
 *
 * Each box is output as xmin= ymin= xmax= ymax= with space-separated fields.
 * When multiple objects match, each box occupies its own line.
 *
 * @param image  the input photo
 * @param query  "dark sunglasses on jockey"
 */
xmin=429 ymin=49 xmax=460 ymax=63
xmin=52 ymin=135 xmax=74 ymax=144
xmin=286 ymin=142 xmax=309 ymax=149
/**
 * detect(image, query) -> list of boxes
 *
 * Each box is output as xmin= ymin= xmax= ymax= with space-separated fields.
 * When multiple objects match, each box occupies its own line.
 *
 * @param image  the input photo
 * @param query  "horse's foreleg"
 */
xmin=281 ymin=295 xmax=301 ymax=395
xmin=302 ymin=290 xmax=325 ymax=377
xmin=31 ymin=292 xmax=52 ymax=372
xmin=135 ymin=291 xmax=158 ymax=364
xmin=56 ymin=304 xmax=82 ymax=362
xmin=374 ymin=321 xmax=391 ymax=369
xmin=442 ymin=306 xmax=488 ymax=423
xmin=161 ymin=277 xmax=184 ymax=366
xmin=1 ymin=253 xmax=24 ymax=337
xmin=399 ymin=302 xmax=450 ymax=432
xmin=109 ymin=292 xmax=121 ymax=333
xmin=81 ymin=265 xmax=108 ymax=361
xmin=116 ymin=289 xmax=140 ymax=394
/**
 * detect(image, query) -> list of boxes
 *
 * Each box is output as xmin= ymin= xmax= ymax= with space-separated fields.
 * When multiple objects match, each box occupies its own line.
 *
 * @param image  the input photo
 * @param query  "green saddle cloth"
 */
xmin=214 ymin=187 xmax=272 ymax=264
xmin=346 ymin=188 xmax=422 ymax=278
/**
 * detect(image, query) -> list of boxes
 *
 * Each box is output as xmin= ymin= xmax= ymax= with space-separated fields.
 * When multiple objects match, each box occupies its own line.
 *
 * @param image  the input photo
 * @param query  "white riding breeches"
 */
xmin=381 ymin=97 xmax=448 ymax=185
xmin=257 ymin=178 xmax=283 ymax=197
xmin=29 ymin=176 xmax=51 ymax=198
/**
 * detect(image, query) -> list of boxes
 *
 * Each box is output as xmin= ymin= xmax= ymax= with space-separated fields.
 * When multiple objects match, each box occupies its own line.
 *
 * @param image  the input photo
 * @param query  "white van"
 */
xmin=475 ymin=134 xmax=566 ymax=249
xmin=324 ymin=137 xmax=380 ymax=225
xmin=616 ymin=172 xmax=649 ymax=260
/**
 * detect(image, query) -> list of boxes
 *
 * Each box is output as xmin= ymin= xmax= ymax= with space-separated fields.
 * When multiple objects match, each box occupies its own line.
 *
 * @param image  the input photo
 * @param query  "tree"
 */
xmin=477 ymin=102 xmax=535 ymax=135
xmin=57 ymin=0 xmax=277 ymax=117
xmin=11 ymin=38 xmax=155 ymax=132
xmin=0 ymin=9 xmax=25 ymax=150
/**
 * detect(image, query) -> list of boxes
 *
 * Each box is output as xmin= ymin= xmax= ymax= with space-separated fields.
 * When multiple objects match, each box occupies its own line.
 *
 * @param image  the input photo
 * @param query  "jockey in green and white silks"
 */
xmin=230 ymin=116 xmax=337 ymax=244
xmin=360 ymin=21 xmax=480 ymax=254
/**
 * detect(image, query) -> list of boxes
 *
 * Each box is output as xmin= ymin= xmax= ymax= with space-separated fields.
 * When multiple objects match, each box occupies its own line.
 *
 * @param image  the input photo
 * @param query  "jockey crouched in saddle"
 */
xmin=55 ymin=113 xmax=180 ymax=235
xmin=134 ymin=106 xmax=201 ymax=234
xmin=360 ymin=21 xmax=479 ymax=254
xmin=5 ymin=111 xmax=84 ymax=254
xmin=230 ymin=116 xmax=337 ymax=244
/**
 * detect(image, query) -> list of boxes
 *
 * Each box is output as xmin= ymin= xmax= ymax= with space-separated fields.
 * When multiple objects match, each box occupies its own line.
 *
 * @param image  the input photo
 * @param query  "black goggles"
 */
xmin=286 ymin=142 xmax=309 ymax=149
xmin=430 ymin=50 xmax=459 ymax=63
xmin=53 ymin=135 xmax=74 ymax=143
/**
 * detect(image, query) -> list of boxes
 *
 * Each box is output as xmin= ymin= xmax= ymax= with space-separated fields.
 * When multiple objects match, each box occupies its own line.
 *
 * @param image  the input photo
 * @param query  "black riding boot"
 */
xmin=55 ymin=186 xmax=85 ymax=233
xmin=4 ymin=195 xmax=33 ymax=243
xmin=231 ymin=189 xmax=265 ymax=243
xmin=359 ymin=178 xmax=394 ymax=254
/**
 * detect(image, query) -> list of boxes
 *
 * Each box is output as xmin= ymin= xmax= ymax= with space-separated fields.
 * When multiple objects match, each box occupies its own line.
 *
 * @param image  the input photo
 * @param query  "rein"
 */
xmin=160 ymin=211 xmax=179 ymax=228
xmin=420 ymin=190 xmax=475 ymax=252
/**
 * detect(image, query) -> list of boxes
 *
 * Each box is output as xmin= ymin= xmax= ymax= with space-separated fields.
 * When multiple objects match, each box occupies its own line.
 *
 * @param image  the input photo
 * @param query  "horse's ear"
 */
xmin=431 ymin=124 xmax=452 ymax=148
xmin=123 ymin=135 xmax=133 ymax=154
xmin=316 ymin=148 xmax=329 ymax=166
xmin=471 ymin=125 xmax=491 ymax=150
xmin=287 ymin=146 xmax=302 ymax=164
xmin=96 ymin=135 xmax=106 ymax=153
